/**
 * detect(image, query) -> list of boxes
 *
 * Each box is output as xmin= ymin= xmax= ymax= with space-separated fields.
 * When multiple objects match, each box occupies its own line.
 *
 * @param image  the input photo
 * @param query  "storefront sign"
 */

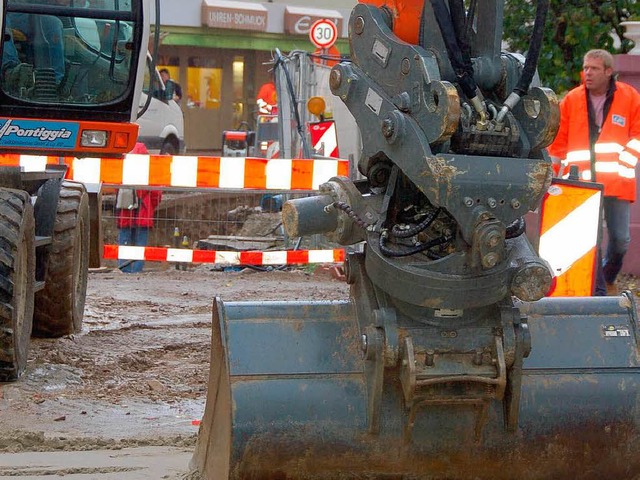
xmin=284 ymin=6 xmax=342 ymax=36
xmin=201 ymin=0 xmax=268 ymax=32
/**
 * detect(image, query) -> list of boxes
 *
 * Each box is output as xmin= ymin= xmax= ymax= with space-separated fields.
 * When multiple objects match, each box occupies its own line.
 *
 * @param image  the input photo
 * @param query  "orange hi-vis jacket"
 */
xmin=548 ymin=81 xmax=640 ymax=202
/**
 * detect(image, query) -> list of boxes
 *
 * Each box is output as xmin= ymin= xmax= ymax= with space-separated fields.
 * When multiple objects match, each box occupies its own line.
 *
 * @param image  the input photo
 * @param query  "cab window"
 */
xmin=1 ymin=0 xmax=138 ymax=105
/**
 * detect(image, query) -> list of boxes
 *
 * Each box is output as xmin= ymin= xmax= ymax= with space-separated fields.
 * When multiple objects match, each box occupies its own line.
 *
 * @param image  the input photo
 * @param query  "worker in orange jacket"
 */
xmin=549 ymin=49 xmax=640 ymax=296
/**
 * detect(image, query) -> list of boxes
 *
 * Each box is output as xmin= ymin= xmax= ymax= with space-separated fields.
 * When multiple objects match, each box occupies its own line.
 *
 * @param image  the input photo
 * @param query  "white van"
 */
xmin=136 ymin=58 xmax=185 ymax=154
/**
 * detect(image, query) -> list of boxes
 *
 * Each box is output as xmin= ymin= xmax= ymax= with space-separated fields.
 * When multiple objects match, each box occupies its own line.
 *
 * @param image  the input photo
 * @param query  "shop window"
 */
xmin=232 ymin=56 xmax=244 ymax=124
xmin=187 ymin=56 xmax=221 ymax=110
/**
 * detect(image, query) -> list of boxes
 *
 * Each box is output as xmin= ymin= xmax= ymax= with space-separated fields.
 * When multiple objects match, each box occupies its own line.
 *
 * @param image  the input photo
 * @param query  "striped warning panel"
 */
xmin=103 ymin=245 xmax=346 ymax=265
xmin=538 ymin=180 xmax=602 ymax=297
xmin=310 ymin=121 xmax=339 ymax=158
xmin=0 ymin=154 xmax=349 ymax=190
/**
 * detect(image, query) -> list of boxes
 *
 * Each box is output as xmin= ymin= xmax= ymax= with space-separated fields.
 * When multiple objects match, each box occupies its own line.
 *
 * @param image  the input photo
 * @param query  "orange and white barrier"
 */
xmin=0 ymin=154 xmax=349 ymax=191
xmin=103 ymin=245 xmax=345 ymax=265
xmin=0 ymin=154 xmax=57 ymax=172
xmin=538 ymin=179 xmax=602 ymax=297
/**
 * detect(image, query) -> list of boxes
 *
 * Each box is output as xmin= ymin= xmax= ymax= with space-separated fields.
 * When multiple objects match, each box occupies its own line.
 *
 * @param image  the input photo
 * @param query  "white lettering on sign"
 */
xmin=203 ymin=5 xmax=268 ymax=31
xmin=209 ymin=11 xmax=232 ymax=24
xmin=208 ymin=11 xmax=266 ymax=27
xmin=0 ymin=119 xmax=73 ymax=142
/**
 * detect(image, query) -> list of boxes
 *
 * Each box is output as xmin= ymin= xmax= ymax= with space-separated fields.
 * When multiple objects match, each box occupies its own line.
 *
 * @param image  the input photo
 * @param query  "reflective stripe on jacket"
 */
xmin=548 ymin=81 xmax=640 ymax=202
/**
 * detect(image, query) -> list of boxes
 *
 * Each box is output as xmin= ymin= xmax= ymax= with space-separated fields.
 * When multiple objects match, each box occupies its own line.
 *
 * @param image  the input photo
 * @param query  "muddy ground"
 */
xmin=0 ymin=264 xmax=349 ymax=478
xmin=1 ymin=264 xmax=638 ymax=479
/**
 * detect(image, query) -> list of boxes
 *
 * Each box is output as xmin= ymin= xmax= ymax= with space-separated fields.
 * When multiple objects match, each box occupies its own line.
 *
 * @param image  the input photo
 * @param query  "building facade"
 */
xmin=155 ymin=0 xmax=357 ymax=152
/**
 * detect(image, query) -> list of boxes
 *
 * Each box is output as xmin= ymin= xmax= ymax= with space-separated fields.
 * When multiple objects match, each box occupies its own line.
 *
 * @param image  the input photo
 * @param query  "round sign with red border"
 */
xmin=309 ymin=19 xmax=338 ymax=49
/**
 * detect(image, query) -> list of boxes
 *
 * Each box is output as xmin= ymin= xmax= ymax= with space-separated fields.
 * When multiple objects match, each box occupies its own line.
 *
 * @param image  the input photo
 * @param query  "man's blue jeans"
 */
xmin=118 ymin=227 xmax=149 ymax=273
xmin=4 ymin=13 xmax=65 ymax=84
xmin=595 ymin=197 xmax=631 ymax=295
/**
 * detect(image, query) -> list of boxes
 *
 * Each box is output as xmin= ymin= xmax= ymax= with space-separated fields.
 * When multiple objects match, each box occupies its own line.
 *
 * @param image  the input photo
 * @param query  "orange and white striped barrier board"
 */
xmin=0 ymin=154 xmax=59 ymax=172
xmin=103 ymin=245 xmax=346 ymax=265
xmin=538 ymin=179 xmax=602 ymax=297
xmin=0 ymin=154 xmax=349 ymax=191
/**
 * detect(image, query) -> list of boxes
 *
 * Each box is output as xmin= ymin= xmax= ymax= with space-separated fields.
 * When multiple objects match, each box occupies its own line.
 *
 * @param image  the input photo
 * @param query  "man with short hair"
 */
xmin=549 ymin=49 xmax=640 ymax=296
xmin=159 ymin=68 xmax=182 ymax=103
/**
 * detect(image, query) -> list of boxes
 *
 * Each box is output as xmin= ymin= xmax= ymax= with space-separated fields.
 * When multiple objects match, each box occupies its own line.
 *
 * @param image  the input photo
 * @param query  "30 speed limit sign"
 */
xmin=309 ymin=19 xmax=338 ymax=49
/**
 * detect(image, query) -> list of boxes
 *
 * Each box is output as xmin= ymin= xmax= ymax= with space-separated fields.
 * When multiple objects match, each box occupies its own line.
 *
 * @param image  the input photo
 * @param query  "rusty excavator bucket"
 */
xmin=191 ymin=294 xmax=640 ymax=480
xmin=191 ymin=1 xmax=640 ymax=478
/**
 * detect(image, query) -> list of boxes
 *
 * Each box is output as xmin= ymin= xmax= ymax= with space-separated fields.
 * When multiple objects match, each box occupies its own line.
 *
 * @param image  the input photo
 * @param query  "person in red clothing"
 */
xmin=548 ymin=49 xmax=640 ymax=296
xmin=115 ymin=142 xmax=163 ymax=273
xmin=256 ymin=79 xmax=277 ymax=115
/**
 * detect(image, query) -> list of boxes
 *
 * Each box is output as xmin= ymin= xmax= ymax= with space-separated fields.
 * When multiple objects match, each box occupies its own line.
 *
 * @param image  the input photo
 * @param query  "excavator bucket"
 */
xmin=191 ymin=294 xmax=640 ymax=479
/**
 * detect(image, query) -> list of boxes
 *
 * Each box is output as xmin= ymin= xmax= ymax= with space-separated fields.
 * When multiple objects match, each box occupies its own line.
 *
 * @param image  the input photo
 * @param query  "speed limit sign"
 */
xmin=309 ymin=19 xmax=338 ymax=49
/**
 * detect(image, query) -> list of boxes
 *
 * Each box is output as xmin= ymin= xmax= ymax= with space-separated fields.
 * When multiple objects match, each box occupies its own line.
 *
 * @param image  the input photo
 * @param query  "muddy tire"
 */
xmin=33 ymin=181 xmax=89 ymax=337
xmin=0 ymin=189 xmax=36 ymax=382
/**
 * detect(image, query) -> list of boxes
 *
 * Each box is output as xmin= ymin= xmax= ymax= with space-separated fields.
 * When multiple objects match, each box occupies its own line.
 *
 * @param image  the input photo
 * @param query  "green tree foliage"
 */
xmin=503 ymin=0 xmax=638 ymax=94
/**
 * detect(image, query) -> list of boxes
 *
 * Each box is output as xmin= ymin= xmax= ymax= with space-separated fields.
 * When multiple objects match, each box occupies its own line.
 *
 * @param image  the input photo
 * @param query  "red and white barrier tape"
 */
xmin=103 ymin=245 xmax=345 ymax=265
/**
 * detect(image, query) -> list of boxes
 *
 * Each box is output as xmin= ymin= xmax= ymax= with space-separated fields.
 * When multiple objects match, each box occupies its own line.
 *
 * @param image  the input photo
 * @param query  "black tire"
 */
xmin=0 ymin=188 xmax=35 ymax=382
xmin=160 ymin=138 xmax=178 ymax=155
xmin=33 ymin=181 xmax=89 ymax=337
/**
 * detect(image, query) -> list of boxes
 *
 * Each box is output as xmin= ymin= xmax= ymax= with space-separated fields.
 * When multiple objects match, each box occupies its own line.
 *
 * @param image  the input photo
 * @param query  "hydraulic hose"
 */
xmin=514 ymin=0 xmax=549 ymax=96
xmin=463 ymin=0 xmax=477 ymax=49
xmin=391 ymin=207 xmax=441 ymax=239
xmin=447 ymin=0 xmax=473 ymax=82
xmin=379 ymin=232 xmax=452 ymax=258
xmin=497 ymin=0 xmax=550 ymax=123
xmin=429 ymin=0 xmax=477 ymax=101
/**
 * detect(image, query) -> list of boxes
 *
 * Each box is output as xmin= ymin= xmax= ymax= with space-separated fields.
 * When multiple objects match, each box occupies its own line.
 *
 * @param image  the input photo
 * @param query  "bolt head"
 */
xmin=486 ymin=232 xmax=501 ymax=248
xmin=361 ymin=334 xmax=368 ymax=353
xmin=354 ymin=16 xmax=365 ymax=35
xmin=401 ymin=58 xmax=411 ymax=75
xmin=381 ymin=118 xmax=395 ymax=138
xmin=330 ymin=69 xmax=342 ymax=90
xmin=483 ymin=252 xmax=499 ymax=268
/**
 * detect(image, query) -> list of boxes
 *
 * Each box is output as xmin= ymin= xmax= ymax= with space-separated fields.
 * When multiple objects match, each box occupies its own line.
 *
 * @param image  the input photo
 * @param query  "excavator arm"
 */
xmin=191 ymin=2 xmax=640 ymax=479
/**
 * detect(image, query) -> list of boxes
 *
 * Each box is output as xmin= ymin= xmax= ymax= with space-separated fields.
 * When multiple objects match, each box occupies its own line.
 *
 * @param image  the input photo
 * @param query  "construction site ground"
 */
xmin=0 ymin=263 xmax=638 ymax=479
xmin=0 ymin=264 xmax=349 ymax=479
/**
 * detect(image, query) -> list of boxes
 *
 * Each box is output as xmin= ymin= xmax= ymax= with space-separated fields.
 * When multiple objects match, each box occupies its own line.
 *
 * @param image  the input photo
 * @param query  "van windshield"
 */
xmin=1 ymin=0 xmax=138 ymax=105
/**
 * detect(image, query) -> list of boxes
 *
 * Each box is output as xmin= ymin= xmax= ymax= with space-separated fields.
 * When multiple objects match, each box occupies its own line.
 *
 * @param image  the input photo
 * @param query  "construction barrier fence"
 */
xmin=0 ymin=153 xmax=348 ymax=270
xmin=100 ymin=189 xmax=343 ymax=269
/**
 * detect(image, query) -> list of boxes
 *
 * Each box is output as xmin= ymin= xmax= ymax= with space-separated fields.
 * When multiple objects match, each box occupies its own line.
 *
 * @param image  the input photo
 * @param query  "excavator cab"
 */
xmin=191 ymin=1 xmax=640 ymax=478
xmin=0 ymin=0 xmax=149 ymax=157
xmin=0 ymin=0 xmax=149 ymax=382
